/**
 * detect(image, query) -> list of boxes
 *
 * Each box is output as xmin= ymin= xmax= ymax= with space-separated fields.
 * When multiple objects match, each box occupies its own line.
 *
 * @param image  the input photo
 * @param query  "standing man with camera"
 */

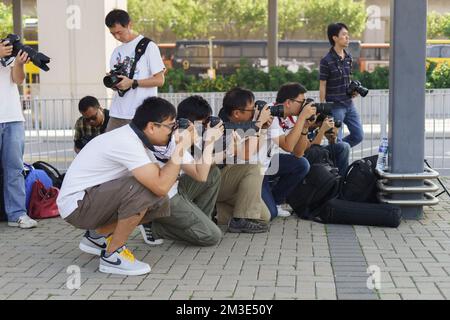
xmin=104 ymin=9 xmax=166 ymax=131
xmin=0 ymin=41 xmax=37 ymax=228
xmin=319 ymin=23 xmax=364 ymax=148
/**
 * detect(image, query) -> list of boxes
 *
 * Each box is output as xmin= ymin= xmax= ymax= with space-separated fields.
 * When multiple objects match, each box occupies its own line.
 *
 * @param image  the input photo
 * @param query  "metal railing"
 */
xmin=22 ymin=89 xmax=450 ymax=174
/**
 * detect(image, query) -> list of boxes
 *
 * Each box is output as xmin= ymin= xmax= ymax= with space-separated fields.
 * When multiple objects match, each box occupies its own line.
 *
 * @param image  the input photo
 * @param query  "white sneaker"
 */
xmin=276 ymin=205 xmax=291 ymax=218
xmin=79 ymin=231 xmax=107 ymax=256
xmin=139 ymin=223 xmax=164 ymax=246
xmin=99 ymin=246 xmax=151 ymax=276
xmin=8 ymin=215 xmax=38 ymax=229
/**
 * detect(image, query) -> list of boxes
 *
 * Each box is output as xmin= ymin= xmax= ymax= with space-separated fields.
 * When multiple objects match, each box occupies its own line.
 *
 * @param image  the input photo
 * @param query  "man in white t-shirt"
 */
xmin=0 ymin=41 xmax=37 ymax=229
xmin=57 ymin=97 xmax=222 ymax=276
xmin=104 ymin=9 xmax=166 ymax=131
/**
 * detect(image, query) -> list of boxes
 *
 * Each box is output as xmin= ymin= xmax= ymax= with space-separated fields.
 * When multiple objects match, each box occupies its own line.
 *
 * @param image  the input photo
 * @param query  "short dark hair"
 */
xmin=223 ymin=87 xmax=255 ymax=117
xmin=78 ymin=96 xmax=100 ymax=113
xmin=276 ymin=83 xmax=307 ymax=104
xmin=327 ymin=23 xmax=349 ymax=46
xmin=132 ymin=97 xmax=177 ymax=130
xmin=105 ymin=9 xmax=131 ymax=28
xmin=177 ymin=96 xmax=213 ymax=122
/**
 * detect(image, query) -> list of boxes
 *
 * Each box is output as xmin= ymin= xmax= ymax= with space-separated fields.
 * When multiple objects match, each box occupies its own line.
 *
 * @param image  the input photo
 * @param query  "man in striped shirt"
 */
xmin=319 ymin=22 xmax=364 ymax=148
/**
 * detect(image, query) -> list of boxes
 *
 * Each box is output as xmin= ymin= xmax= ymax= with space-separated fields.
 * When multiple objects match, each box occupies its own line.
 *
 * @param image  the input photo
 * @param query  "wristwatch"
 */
xmin=132 ymin=79 xmax=139 ymax=89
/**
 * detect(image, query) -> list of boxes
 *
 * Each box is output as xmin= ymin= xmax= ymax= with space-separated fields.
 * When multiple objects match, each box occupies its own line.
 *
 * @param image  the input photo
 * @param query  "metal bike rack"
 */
xmin=376 ymin=167 xmax=440 ymax=206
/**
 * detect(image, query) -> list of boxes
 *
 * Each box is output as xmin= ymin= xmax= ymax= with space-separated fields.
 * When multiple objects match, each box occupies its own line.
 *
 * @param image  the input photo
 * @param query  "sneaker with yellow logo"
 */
xmin=99 ymin=246 xmax=151 ymax=276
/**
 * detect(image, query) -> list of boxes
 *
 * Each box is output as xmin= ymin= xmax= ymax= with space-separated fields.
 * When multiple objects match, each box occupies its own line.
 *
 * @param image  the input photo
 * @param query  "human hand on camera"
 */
xmin=254 ymin=105 xmax=272 ymax=128
xmin=115 ymin=75 xmax=133 ymax=90
xmin=174 ymin=123 xmax=196 ymax=150
xmin=15 ymin=50 xmax=30 ymax=66
xmin=0 ymin=42 xmax=13 ymax=58
xmin=204 ymin=121 xmax=224 ymax=144
xmin=320 ymin=117 xmax=335 ymax=132
xmin=299 ymin=103 xmax=316 ymax=122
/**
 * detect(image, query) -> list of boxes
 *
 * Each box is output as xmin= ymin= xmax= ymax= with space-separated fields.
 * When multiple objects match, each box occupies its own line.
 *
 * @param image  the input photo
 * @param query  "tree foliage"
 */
xmin=0 ymin=2 xmax=13 ymax=39
xmin=427 ymin=11 xmax=450 ymax=39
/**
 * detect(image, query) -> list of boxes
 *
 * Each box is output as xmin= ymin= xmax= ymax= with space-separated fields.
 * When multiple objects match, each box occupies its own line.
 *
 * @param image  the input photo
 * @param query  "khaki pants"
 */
xmin=64 ymin=176 xmax=170 ymax=230
xmin=105 ymin=117 xmax=131 ymax=132
xmin=152 ymin=166 xmax=222 ymax=246
xmin=216 ymin=164 xmax=270 ymax=225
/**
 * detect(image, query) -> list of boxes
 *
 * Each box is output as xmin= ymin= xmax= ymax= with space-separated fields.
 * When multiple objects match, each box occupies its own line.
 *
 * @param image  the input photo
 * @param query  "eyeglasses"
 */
xmin=290 ymin=99 xmax=306 ymax=106
xmin=154 ymin=122 xmax=178 ymax=131
xmin=83 ymin=110 xmax=99 ymax=122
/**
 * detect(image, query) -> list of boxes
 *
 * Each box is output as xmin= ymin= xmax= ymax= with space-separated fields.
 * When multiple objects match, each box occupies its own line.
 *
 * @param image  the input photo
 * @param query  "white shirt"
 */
xmin=0 ymin=63 xmax=25 ymax=123
xmin=109 ymin=35 xmax=166 ymax=120
xmin=248 ymin=119 xmax=285 ymax=169
xmin=57 ymin=125 xmax=157 ymax=218
xmin=152 ymin=137 xmax=194 ymax=198
xmin=277 ymin=116 xmax=298 ymax=155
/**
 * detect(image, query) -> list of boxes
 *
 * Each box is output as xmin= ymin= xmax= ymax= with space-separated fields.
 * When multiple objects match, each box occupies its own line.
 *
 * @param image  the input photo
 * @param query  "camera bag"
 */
xmin=316 ymin=198 xmax=402 ymax=228
xmin=287 ymin=163 xmax=340 ymax=220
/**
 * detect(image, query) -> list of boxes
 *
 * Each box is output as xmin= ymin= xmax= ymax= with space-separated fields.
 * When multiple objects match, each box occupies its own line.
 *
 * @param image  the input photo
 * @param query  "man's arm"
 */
xmin=11 ymin=50 xmax=29 ymax=85
xmin=312 ymin=118 xmax=334 ymax=145
xmin=277 ymin=104 xmax=316 ymax=153
xmin=293 ymin=125 xmax=312 ymax=158
xmin=319 ymin=80 xmax=327 ymax=103
xmin=132 ymin=157 xmax=181 ymax=197
xmin=116 ymin=71 xmax=165 ymax=91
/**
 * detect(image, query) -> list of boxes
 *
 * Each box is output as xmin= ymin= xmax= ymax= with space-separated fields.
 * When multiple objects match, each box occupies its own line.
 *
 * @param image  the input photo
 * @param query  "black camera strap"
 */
xmin=118 ymin=37 xmax=152 ymax=97
xmin=129 ymin=37 xmax=152 ymax=80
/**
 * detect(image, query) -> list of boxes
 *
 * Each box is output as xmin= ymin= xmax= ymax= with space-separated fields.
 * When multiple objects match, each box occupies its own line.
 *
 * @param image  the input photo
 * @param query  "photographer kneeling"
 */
xmin=305 ymin=115 xmax=351 ymax=176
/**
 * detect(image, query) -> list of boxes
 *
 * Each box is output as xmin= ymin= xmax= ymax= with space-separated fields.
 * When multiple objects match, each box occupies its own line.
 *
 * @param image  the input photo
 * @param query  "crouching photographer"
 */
xmin=306 ymin=115 xmax=350 ymax=176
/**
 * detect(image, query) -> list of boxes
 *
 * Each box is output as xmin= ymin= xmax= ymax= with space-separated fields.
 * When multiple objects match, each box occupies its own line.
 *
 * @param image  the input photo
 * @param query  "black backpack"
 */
xmin=339 ymin=155 xmax=378 ymax=203
xmin=287 ymin=163 xmax=340 ymax=220
xmin=32 ymin=161 xmax=65 ymax=189
xmin=304 ymin=144 xmax=334 ymax=166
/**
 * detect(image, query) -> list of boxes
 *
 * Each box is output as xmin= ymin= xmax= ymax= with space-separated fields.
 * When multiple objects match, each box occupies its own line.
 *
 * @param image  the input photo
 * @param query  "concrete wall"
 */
xmin=36 ymin=0 xmax=127 ymax=99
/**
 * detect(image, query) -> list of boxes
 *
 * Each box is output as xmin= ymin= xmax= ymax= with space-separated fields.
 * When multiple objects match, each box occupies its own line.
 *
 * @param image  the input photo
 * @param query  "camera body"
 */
xmin=347 ymin=80 xmax=369 ymax=97
xmin=326 ymin=119 xmax=342 ymax=134
xmin=255 ymin=100 xmax=285 ymax=118
xmin=176 ymin=118 xmax=191 ymax=130
xmin=103 ymin=63 xmax=130 ymax=97
xmin=0 ymin=34 xmax=51 ymax=71
xmin=303 ymin=98 xmax=335 ymax=122
xmin=207 ymin=116 xmax=259 ymax=133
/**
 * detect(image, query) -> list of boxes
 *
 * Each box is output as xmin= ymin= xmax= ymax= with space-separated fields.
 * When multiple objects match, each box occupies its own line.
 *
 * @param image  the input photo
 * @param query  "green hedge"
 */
xmin=160 ymin=60 xmax=450 ymax=93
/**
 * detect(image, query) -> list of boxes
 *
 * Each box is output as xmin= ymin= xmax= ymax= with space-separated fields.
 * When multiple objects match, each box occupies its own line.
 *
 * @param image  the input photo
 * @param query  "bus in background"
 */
xmin=173 ymin=40 xmax=361 ymax=77
xmin=158 ymin=43 xmax=176 ymax=70
xmin=360 ymin=40 xmax=450 ymax=72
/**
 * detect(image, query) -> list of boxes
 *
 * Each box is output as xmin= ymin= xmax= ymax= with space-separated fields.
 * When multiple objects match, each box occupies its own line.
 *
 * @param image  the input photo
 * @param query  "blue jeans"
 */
xmin=0 ymin=122 xmax=26 ymax=222
xmin=331 ymin=101 xmax=364 ymax=148
xmin=262 ymin=154 xmax=310 ymax=220
xmin=326 ymin=142 xmax=351 ymax=176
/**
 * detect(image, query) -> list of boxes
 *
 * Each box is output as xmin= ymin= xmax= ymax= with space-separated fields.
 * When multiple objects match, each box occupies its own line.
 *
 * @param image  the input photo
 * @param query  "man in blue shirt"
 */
xmin=319 ymin=22 xmax=363 ymax=148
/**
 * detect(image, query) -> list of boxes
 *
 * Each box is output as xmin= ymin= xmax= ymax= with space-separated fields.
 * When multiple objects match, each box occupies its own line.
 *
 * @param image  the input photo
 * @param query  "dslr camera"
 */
xmin=208 ymin=116 xmax=260 ymax=134
xmin=302 ymin=98 xmax=335 ymax=123
xmin=103 ymin=63 xmax=129 ymax=97
xmin=255 ymin=100 xmax=284 ymax=118
xmin=0 ymin=34 xmax=51 ymax=71
xmin=326 ymin=119 xmax=342 ymax=134
xmin=347 ymin=80 xmax=369 ymax=97
xmin=176 ymin=118 xmax=191 ymax=130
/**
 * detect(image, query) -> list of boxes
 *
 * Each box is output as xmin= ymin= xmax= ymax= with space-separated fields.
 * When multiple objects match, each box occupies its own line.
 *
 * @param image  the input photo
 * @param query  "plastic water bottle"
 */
xmin=376 ymin=138 xmax=389 ymax=171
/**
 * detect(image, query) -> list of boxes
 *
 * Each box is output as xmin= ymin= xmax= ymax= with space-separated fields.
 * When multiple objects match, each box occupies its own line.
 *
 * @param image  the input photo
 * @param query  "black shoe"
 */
xmin=139 ymin=223 xmax=164 ymax=245
xmin=228 ymin=218 xmax=268 ymax=233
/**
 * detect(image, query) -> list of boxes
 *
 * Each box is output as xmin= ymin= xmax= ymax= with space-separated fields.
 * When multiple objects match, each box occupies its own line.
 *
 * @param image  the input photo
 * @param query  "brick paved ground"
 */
xmin=0 ymin=178 xmax=449 ymax=300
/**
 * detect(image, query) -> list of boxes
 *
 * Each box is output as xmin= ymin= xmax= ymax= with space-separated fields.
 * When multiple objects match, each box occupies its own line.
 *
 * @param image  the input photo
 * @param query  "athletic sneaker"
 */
xmin=139 ymin=223 xmax=164 ymax=246
xmin=228 ymin=218 xmax=268 ymax=233
xmin=79 ymin=231 xmax=107 ymax=256
xmin=99 ymin=246 xmax=151 ymax=276
xmin=276 ymin=205 xmax=291 ymax=218
xmin=8 ymin=215 xmax=38 ymax=229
